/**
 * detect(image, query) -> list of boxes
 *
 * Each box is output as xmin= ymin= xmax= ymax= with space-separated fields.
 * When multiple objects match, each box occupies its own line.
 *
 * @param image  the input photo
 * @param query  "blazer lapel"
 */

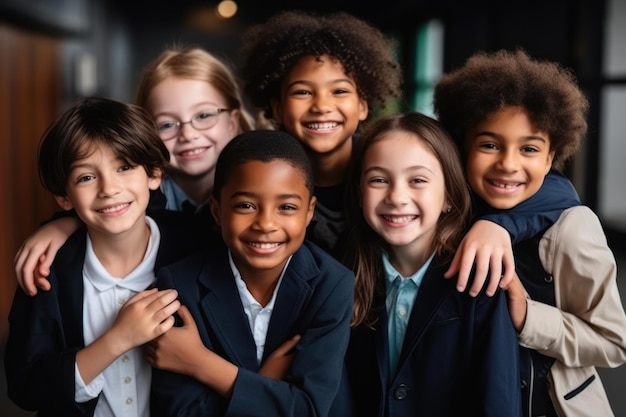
xmin=263 ymin=247 xmax=315 ymax=360
xmin=198 ymin=253 xmax=259 ymax=370
xmin=57 ymin=231 xmax=87 ymax=348
xmin=397 ymin=258 xmax=452 ymax=370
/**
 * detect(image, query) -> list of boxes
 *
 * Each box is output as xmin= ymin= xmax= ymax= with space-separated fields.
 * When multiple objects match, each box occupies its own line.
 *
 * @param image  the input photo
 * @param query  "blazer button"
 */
xmin=544 ymin=275 xmax=554 ymax=283
xmin=521 ymin=379 xmax=528 ymax=389
xmin=393 ymin=384 xmax=409 ymax=400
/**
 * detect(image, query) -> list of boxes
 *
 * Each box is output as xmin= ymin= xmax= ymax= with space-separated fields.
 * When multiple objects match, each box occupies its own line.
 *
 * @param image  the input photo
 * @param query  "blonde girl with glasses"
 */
xmin=136 ymin=47 xmax=255 ymax=215
xmin=15 ymin=46 xmax=257 ymax=295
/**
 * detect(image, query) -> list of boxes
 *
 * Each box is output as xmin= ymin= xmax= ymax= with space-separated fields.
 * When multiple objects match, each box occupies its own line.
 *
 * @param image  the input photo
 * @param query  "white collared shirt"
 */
xmin=229 ymin=251 xmax=291 ymax=364
xmin=75 ymin=216 xmax=160 ymax=417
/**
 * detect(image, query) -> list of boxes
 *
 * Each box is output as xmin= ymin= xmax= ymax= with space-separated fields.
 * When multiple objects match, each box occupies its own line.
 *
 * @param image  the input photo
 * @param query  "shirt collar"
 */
xmin=83 ymin=216 xmax=160 ymax=292
xmin=382 ymin=251 xmax=435 ymax=288
xmin=228 ymin=250 xmax=292 ymax=310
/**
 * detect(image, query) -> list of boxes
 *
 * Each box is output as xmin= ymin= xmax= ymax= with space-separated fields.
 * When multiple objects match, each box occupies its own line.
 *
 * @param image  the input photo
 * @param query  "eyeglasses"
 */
xmin=156 ymin=108 xmax=231 ymax=141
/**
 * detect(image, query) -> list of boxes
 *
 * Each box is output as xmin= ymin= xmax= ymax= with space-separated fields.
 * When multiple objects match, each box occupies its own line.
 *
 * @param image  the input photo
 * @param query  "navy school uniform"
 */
xmin=4 ymin=210 xmax=212 ymax=416
xmin=345 ymin=255 xmax=522 ymax=417
xmin=150 ymin=239 xmax=355 ymax=417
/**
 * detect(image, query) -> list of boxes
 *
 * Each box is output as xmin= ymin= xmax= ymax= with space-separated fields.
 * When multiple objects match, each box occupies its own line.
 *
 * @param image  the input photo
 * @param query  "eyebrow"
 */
xmin=229 ymin=191 xmax=305 ymax=201
xmin=286 ymin=78 xmax=356 ymax=89
xmin=363 ymin=165 xmax=434 ymax=175
xmin=473 ymin=131 xmax=548 ymax=143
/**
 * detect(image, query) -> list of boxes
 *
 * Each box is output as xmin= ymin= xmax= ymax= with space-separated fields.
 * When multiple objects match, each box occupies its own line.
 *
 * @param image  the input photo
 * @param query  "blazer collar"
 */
xmin=197 ymin=244 xmax=318 ymax=370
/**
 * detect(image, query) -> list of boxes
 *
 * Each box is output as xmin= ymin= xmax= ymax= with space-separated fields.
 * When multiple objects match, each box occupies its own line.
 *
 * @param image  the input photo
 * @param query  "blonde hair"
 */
xmin=136 ymin=46 xmax=255 ymax=133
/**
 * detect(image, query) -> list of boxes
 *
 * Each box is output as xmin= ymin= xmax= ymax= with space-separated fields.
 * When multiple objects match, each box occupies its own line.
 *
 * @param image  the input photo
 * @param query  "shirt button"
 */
xmin=121 ymin=355 xmax=129 ymax=363
xmin=124 ymin=376 xmax=132 ymax=384
xmin=118 ymin=298 xmax=127 ymax=306
xmin=398 ymin=307 xmax=407 ymax=317
xmin=393 ymin=384 xmax=409 ymax=400
xmin=126 ymin=397 xmax=133 ymax=405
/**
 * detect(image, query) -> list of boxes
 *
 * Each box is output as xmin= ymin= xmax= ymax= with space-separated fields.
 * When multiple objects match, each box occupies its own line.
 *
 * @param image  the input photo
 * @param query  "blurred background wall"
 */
xmin=1 ymin=0 xmax=624 ymax=415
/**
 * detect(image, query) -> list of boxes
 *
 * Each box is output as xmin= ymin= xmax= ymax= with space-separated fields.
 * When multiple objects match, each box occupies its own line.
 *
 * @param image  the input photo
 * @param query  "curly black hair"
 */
xmin=239 ymin=10 xmax=403 ymax=119
xmin=433 ymin=49 xmax=588 ymax=170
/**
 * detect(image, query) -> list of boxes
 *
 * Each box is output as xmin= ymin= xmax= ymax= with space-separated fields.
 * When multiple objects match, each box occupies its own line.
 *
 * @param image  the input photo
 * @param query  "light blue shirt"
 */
xmin=384 ymin=252 xmax=434 ymax=374
xmin=160 ymin=176 xmax=208 ymax=213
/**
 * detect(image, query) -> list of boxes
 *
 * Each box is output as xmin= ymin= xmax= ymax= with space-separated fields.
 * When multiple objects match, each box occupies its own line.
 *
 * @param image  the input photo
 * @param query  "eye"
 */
xmin=478 ymin=142 xmax=498 ymax=150
xmin=234 ymin=202 xmax=255 ymax=210
xmin=410 ymin=177 xmax=427 ymax=184
xmin=333 ymin=88 xmax=350 ymax=95
xmin=289 ymin=89 xmax=312 ymax=97
xmin=76 ymin=174 xmax=95 ymax=183
xmin=279 ymin=204 xmax=298 ymax=211
xmin=119 ymin=164 xmax=134 ymax=172
xmin=521 ymin=145 xmax=540 ymax=153
xmin=195 ymin=110 xmax=218 ymax=121
xmin=157 ymin=121 xmax=178 ymax=132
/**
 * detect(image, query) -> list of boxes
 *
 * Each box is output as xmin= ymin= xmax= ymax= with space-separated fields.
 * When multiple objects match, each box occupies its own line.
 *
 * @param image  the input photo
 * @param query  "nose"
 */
xmin=496 ymin=149 xmax=519 ymax=173
xmin=98 ymin=173 xmax=121 ymax=198
xmin=310 ymin=94 xmax=332 ymax=114
xmin=384 ymin=182 xmax=408 ymax=207
xmin=253 ymin=208 xmax=278 ymax=232
xmin=179 ymin=121 xmax=199 ymax=142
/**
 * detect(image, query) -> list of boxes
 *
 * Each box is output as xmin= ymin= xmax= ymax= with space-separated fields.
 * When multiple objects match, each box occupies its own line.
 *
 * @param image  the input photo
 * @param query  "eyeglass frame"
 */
xmin=156 ymin=108 xmax=232 ymax=141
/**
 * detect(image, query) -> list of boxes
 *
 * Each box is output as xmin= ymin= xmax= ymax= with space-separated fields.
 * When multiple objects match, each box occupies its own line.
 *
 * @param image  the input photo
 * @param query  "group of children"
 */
xmin=5 ymin=8 xmax=626 ymax=417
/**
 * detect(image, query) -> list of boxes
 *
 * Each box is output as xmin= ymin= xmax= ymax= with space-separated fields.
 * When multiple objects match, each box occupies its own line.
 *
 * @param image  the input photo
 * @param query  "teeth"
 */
xmin=98 ymin=203 xmax=129 ymax=213
xmin=491 ymin=180 xmax=519 ymax=189
xmin=180 ymin=148 xmax=207 ymax=156
xmin=248 ymin=242 xmax=281 ymax=249
xmin=306 ymin=122 xmax=338 ymax=130
xmin=382 ymin=215 xmax=416 ymax=224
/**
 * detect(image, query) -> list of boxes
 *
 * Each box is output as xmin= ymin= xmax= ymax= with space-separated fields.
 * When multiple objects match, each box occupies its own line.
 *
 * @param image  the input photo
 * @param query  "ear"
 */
xmin=358 ymin=98 xmax=369 ymax=122
xmin=228 ymin=108 xmax=241 ymax=135
xmin=148 ymin=168 xmax=163 ymax=191
xmin=270 ymin=99 xmax=283 ymax=125
xmin=209 ymin=195 xmax=221 ymax=226
xmin=54 ymin=194 xmax=74 ymax=211
xmin=305 ymin=195 xmax=317 ymax=227
xmin=544 ymin=150 xmax=556 ymax=175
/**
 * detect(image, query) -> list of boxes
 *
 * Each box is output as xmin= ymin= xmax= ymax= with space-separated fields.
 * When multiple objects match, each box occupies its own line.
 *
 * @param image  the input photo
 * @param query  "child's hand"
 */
xmin=503 ymin=273 xmax=528 ymax=332
xmin=110 ymin=289 xmax=180 ymax=353
xmin=145 ymin=305 xmax=207 ymax=375
xmin=444 ymin=220 xmax=515 ymax=297
xmin=14 ymin=217 xmax=81 ymax=296
xmin=259 ymin=334 xmax=301 ymax=380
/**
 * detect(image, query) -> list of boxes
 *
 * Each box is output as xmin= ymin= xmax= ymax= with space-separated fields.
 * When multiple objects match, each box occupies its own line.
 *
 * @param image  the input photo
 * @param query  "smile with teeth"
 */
xmin=382 ymin=215 xmax=417 ymax=224
xmin=488 ymin=179 xmax=522 ymax=189
xmin=306 ymin=122 xmax=339 ymax=130
xmin=97 ymin=203 xmax=130 ymax=214
xmin=247 ymin=242 xmax=282 ymax=249
xmin=179 ymin=147 xmax=209 ymax=157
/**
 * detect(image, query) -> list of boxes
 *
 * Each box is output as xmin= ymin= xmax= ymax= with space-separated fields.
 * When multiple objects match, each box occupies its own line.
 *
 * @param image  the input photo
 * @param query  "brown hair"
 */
xmin=344 ymin=112 xmax=471 ymax=327
xmin=38 ymin=96 xmax=169 ymax=196
xmin=434 ymin=49 xmax=588 ymax=170
xmin=240 ymin=10 xmax=403 ymax=120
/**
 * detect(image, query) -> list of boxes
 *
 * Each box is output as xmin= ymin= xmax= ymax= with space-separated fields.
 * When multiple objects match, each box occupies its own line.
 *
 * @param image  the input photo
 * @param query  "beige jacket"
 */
xmin=518 ymin=206 xmax=626 ymax=417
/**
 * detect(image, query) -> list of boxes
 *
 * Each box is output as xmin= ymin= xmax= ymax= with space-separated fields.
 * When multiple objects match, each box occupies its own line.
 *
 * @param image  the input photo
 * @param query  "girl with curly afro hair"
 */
xmin=239 ymin=10 xmax=403 ymax=260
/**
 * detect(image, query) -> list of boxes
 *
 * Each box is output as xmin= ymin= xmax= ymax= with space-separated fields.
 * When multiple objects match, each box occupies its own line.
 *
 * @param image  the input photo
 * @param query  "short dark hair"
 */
xmin=433 ymin=49 xmax=588 ymax=170
xmin=239 ymin=10 xmax=403 ymax=119
xmin=38 ymin=96 xmax=169 ymax=196
xmin=213 ymin=130 xmax=314 ymax=198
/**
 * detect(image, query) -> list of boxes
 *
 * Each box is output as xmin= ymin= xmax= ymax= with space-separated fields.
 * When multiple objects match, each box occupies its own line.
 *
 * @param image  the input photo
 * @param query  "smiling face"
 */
xmin=55 ymin=141 xmax=161 ymax=240
xmin=466 ymin=107 xmax=555 ymax=209
xmin=146 ymin=77 xmax=240 ymax=184
xmin=210 ymin=159 xmax=316 ymax=282
xmin=271 ymin=54 xmax=368 ymax=159
xmin=360 ymin=132 xmax=448 ymax=258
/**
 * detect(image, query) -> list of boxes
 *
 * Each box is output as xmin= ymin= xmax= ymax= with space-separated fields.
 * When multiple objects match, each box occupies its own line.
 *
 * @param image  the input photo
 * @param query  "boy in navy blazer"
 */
xmin=147 ymin=130 xmax=355 ymax=417
xmin=4 ymin=97 xmax=208 ymax=416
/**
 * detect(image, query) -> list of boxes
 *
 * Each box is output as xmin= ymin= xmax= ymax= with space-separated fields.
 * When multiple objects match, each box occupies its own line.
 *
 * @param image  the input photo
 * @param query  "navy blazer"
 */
xmin=4 ymin=211 xmax=208 ymax=417
xmin=150 ymin=239 xmax=355 ymax=417
xmin=346 ymin=256 xmax=522 ymax=417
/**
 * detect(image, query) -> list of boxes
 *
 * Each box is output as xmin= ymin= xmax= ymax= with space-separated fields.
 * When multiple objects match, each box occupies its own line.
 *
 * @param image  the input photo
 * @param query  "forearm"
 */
xmin=76 ymin=329 xmax=129 ymax=384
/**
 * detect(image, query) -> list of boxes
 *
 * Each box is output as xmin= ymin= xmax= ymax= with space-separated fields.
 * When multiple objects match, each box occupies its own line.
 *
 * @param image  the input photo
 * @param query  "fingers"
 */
xmin=443 ymin=251 xmax=460 ymax=279
xmin=499 ymin=248 xmax=515 ymax=289
xmin=274 ymin=334 xmax=301 ymax=356
xmin=176 ymin=305 xmax=198 ymax=331
xmin=455 ymin=249 xmax=478 ymax=294
xmin=15 ymin=245 xmax=39 ymax=296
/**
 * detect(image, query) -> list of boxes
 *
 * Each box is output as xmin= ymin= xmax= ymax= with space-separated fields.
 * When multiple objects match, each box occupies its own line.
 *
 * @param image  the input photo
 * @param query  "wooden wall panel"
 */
xmin=0 ymin=24 xmax=62 ymax=339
